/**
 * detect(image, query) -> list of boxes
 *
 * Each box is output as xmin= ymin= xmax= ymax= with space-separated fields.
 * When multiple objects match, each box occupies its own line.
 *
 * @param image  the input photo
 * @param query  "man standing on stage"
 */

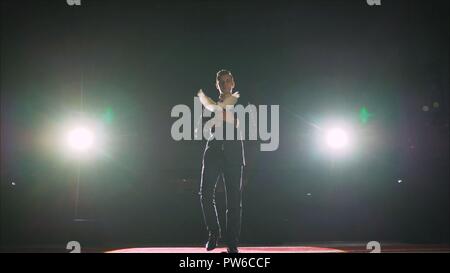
xmin=197 ymin=69 xmax=246 ymax=253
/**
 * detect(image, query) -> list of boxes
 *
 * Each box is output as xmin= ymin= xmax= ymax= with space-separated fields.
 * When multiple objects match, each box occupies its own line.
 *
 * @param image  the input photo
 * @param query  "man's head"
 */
xmin=216 ymin=69 xmax=235 ymax=94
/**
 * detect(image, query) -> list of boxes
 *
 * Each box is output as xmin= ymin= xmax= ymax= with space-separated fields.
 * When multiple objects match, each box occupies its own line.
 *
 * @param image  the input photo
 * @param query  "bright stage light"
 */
xmin=67 ymin=127 xmax=94 ymax=152
xmin=325 ymin=128 xmax=349 ymax=150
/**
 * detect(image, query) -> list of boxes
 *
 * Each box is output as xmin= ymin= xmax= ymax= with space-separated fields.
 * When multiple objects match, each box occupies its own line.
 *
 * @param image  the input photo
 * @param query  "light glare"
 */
xmin=67 ymin=127 xmax=94 ymax=151
xmin=326 ymin=128 xmax=349 ymax=150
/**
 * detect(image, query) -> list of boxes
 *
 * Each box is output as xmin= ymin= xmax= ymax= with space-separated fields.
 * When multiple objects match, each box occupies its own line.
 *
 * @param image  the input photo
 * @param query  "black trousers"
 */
xmin=199 ymin=139 xmax=244 ymax=246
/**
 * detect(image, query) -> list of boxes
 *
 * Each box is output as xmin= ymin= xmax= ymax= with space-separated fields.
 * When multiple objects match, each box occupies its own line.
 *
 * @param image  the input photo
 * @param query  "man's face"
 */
xmin=217 ymin=74 xmax=235 ymax=93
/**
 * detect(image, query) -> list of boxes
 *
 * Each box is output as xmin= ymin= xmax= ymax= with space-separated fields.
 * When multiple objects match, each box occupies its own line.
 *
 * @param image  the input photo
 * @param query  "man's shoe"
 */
xmin=205 ymin=236 xmax=220 ymax=251
xmin=227 ymin=246 xmax=239 ymax=253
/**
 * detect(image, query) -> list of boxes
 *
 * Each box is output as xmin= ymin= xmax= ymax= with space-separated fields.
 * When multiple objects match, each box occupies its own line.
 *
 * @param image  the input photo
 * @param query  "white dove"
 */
xmin=197 ymin=89 xmax=241 ymax=127
xmin=197 ymin=89 xmax=240 ymax=112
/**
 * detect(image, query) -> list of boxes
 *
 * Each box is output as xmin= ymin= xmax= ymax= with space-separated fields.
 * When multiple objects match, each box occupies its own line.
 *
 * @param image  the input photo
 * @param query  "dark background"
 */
xmin=1 ymin=0 xmax=449 ymax=250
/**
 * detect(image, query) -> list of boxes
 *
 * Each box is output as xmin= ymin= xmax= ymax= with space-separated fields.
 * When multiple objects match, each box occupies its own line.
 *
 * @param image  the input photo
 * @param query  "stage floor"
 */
xmin=106 ymin=246 xmax=344 ymax=253
xmin=2 ymin=243 xmax=449 ymax=253
xmin=104 ymin=243 xmax=450 ymax=253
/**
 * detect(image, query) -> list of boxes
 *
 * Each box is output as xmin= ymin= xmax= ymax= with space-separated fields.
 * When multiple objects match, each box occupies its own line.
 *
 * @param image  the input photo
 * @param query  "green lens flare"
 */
xmin=359 ymin=107 xmax=373 ymax=124
xmin=102 ymin=107 xmax=115 ymax=124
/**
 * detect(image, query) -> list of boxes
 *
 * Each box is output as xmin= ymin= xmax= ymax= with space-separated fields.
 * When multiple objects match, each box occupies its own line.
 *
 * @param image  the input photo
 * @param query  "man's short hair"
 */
xmin=216 ymin=69 xmax=233 ymax=83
